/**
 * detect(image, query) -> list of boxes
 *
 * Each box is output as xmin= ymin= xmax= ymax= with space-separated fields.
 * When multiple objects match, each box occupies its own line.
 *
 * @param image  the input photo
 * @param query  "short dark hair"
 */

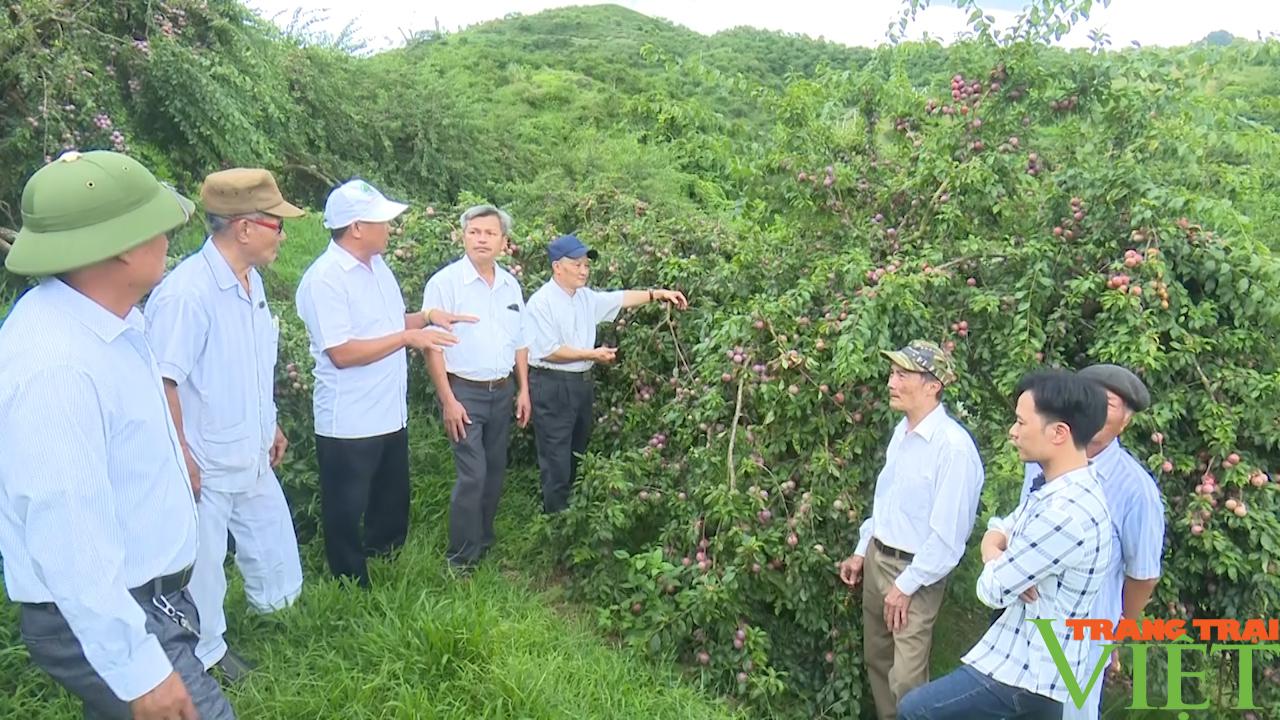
xmin=331 ymin=224 xmax=352 ymax=242
xmin=1014 ymin=370 xmax=1107 ymax=450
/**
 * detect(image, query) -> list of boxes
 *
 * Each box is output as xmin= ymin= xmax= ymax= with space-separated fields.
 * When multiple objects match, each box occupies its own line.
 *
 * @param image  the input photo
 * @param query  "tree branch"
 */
xmin=727 ymin=375 xmax=746 ymax=494
xmin=282 ymin=163 xmax=337 ymax=189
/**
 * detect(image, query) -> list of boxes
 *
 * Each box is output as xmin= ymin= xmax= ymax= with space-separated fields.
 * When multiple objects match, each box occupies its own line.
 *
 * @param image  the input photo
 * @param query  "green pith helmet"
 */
xmin=5 ymin=150 xmax=195 ymax=276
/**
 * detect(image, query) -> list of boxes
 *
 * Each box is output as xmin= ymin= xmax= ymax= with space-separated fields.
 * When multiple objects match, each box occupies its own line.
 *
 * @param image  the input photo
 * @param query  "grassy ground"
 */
xmin=0 ymin=215 xmax=1161 ymax=719
xmin=0 ymin=415 xmax=744 ymax=719
xmin=0 ymin=216 xmax=743 ymax=719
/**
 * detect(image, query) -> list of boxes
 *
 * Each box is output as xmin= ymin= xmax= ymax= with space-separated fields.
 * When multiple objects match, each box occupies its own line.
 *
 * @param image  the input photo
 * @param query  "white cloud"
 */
xmin=245 ymin=0 xmax=1280 ymax=52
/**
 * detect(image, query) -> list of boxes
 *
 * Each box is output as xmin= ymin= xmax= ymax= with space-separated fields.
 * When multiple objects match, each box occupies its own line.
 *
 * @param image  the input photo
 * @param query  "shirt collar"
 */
xmin=1038 ymin=464 xmax=1098 ymax=499
xmin=200 ymin=238 xmax=242 ymax=292
xmin=42 ymin=277 xmax=144 ymax=342
xmin=1091 ymin=438 xmax=1122 ymax=465
xmin=460 ymin=256 xmax=515 ymax=290
xmin=906 ymin=403 xmax=948 ymax=442
xmin=328 ymin=240 xmax=367 ymax=272
xmin=548 ymin=278 xmax=577 ymax=300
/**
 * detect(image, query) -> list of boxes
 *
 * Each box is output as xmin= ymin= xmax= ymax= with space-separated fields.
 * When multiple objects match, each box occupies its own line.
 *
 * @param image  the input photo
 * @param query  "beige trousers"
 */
xmin=862 ymin=540 xmax=949 ymax=720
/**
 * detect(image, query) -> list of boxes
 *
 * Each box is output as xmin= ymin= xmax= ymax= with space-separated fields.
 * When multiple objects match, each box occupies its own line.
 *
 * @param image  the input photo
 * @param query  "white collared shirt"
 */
xmin=525 ymin=280 xmax=624 ymax=371
xmin=0 ymin=279 xmax=198 ymax=702
xmin=296 ymin=241 xmax=408 ymax=439
xmin=421 ymin=257 xmax=527 ymax=381
xmin=854 ymin=404 xmax=986 ymax=595
xmin=1022 ymin=441 xmax=1165 ymax=626
xmin=966 ymin=465 xmax=1113 ymax=702
xmin=144 ymin=239 xmax=278 ymax=492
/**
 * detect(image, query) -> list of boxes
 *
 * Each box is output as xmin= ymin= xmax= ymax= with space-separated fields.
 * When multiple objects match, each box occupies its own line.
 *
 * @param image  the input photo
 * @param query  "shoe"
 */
xmin=446 ymin=559 xmax=477 ymax=578
xmin=211 ymin=648 xmax=256 ymax=684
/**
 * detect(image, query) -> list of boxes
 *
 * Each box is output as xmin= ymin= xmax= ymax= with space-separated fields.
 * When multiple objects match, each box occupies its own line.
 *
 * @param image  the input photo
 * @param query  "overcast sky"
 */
xmin=245 ymin=0 xmax=1280 ymax=53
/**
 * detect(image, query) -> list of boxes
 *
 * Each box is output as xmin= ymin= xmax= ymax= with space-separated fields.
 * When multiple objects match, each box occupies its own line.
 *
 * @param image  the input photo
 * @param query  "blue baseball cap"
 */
xmin=548 ymin=234 xmax=598 ymax=262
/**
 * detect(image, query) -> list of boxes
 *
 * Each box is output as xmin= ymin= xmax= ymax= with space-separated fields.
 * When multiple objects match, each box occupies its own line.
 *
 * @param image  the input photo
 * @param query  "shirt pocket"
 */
xmin=499 ymin=304 xmax=523 ymax=346
xmin=896 ymin=470 xmax=935 ymax=522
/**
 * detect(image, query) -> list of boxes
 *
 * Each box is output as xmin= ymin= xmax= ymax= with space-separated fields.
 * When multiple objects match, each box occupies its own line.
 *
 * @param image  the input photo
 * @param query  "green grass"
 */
xmin=0 ymin=411 xmax=743 ymax=719
xmin=0 ymin=213 xmax=742 ymax=720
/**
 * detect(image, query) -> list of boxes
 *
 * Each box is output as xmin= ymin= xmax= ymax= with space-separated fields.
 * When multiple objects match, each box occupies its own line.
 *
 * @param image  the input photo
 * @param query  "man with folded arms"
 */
xmin=422 ymin=204 xmax=531 ymax=572
xmin=898 ymin=369 xmax=1113 ymax=719
xmin=296 ymin=179 xmax=463 ymax=588
xmin=0 ymin=150 xmax=233 ymax=718
xmin=1017 ymin=363 xmax=1165 ymax=720
xmin=523 ymin=233 xmax=688 ymax=514
xmin=144 ymin=168 xmax=306 ymax=682
xmin=837 ymin=340 xmax=985 ymax=720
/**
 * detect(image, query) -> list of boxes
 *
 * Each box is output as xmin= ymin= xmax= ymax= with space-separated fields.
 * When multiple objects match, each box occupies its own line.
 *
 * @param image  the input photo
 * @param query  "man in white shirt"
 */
xmin=145 ymin=168 xmax=306 ymax=681
xmin=837 ymin=340 xmax=985 ymax=720
xmin=1016 ymin=364 xmax=1165 ymax=720
xmin=898 ymin=369 xmax=1113 ymax=720
xmin=296 ymin=179 xmax=461 ymax=588
xmin=422 ymin=205 xmax=531 ymax=571
xmin=0 ymin=151 xmax=233 ymax=718
xmin=523 ymin=234 xmax=688 ymax=513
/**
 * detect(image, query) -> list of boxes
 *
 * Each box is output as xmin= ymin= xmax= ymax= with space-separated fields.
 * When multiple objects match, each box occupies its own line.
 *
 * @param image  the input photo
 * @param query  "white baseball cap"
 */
xmin=322 ymin=179 xmax=409 ymax=229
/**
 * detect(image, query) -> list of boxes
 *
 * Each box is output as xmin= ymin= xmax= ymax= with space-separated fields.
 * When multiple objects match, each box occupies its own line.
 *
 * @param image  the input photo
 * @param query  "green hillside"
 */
xmin=2 ymin=1 xmax=1280 ymax=718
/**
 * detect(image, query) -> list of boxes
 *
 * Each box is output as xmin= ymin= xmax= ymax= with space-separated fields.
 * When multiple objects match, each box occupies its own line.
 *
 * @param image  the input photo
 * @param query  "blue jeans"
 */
xmin=898 ymin=664 xmax=1063 ymax=720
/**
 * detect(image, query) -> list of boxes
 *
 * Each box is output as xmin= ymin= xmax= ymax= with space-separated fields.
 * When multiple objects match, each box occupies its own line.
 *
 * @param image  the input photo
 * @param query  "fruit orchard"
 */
xmin=2 ymin=1 xmax=1279 ymax=718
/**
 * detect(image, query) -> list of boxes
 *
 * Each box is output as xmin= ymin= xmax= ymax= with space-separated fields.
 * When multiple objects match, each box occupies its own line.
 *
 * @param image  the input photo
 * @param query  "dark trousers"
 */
xmin=445 ymin=376 xmax=515 ymax=567
xmin=529 ymin=367 xmax=594 ymax=513
xmin=20 ymin=590 xmax=235 ymax=719
xmin=316 ymin=428 xmax=410 ymax=587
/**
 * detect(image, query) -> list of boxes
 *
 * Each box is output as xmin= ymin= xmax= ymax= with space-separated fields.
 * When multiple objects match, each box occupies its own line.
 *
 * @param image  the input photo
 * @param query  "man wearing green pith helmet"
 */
xmin=0 ymin=151 xmax=235 ymax=718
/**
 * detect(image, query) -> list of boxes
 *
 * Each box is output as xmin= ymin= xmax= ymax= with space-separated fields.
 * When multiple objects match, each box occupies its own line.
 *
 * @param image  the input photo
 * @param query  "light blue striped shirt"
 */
xmin=0 ymin=279 xmax=199 ymax=701
xmin=1022 ymin=439 xmax=1166 ymax=628
xmin=145 ymin=239 xmax=279 ymax=491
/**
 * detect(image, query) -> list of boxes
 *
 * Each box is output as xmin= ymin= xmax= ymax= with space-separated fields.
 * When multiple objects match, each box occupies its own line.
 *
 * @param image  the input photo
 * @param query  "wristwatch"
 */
xmin=647 ymin=289 xmax=654 ymax=302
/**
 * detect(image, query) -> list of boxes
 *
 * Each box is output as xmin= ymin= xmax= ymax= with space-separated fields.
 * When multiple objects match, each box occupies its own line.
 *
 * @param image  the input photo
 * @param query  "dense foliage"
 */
xmin=3 ymin=2 xmax=1279 ymax=718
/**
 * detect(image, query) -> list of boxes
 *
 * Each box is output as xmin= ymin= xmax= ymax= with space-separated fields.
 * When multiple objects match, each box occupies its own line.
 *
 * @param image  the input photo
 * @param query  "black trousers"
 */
xmin=445 ymin=376 xmax=515 ymax=567
xmin=529 ymin=367 xmax=594 ymax=514
xmin=315 ymin=428 xmax=410 ymax=587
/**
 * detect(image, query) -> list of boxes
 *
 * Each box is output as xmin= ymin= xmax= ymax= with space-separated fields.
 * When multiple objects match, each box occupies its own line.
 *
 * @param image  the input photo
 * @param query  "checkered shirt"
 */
xmin=963 ymin=464 xmax=1113 ymax=702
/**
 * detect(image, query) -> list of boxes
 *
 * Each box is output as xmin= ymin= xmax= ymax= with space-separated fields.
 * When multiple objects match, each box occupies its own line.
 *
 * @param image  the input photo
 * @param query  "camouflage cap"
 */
xmin=881 ymin=340 xmax=958 ymax=386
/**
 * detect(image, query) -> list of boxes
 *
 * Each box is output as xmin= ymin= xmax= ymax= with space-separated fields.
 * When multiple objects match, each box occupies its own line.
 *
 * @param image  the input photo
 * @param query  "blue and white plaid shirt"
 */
xmin=964 ymin=464 xmax=1113 ymax=702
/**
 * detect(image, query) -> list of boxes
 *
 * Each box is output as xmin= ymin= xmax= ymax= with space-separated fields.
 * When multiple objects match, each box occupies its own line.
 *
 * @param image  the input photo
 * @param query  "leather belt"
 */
xmin=530 ymin=366 xmax=591 ymax=379
xmin=22 ymin=565 xmax=193 ymax=611
xmin=448 ymin=373 xmax=512 ymax=391
xmin=129 ymin=565 xmax=194 ymax=602
xmin=874 ymin=538 xmax=915 ymax=562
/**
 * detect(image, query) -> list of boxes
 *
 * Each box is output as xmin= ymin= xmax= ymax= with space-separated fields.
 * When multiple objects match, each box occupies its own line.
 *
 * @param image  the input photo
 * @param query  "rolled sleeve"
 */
xmin=1123 ymin=485 xmax=1165 ymax=580
xmin=422 ymin=274 xmax=450 ymax=321
xmin=6 ymin=368 xmax=173 ymax=700
xmin=895 ymin=448 xmax=984 ymax=595
xmin=589 ymin=288 xmax=626 ymax=323
xmin=310 ymin=271 xmax=354 ymax=350
xmin=976 ymin=506 xmax=1081 ymax=608
xmin=855 ymin=517 xmax=873 ymax=557
xmin=144 ymin=291 xmax=209 ymax=385
xmin=513 ymin=296 xmax=530 ymax=350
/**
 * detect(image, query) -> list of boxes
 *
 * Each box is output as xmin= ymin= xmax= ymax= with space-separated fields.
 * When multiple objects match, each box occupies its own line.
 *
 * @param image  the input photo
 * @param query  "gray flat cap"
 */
xmin=1078 ymin=364 xmax=1150 ymax=412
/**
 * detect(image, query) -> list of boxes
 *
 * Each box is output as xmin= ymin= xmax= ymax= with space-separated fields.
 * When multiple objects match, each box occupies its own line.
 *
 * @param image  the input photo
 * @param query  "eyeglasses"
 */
xmin=242 ymin=217 xmax=284 ymax=235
